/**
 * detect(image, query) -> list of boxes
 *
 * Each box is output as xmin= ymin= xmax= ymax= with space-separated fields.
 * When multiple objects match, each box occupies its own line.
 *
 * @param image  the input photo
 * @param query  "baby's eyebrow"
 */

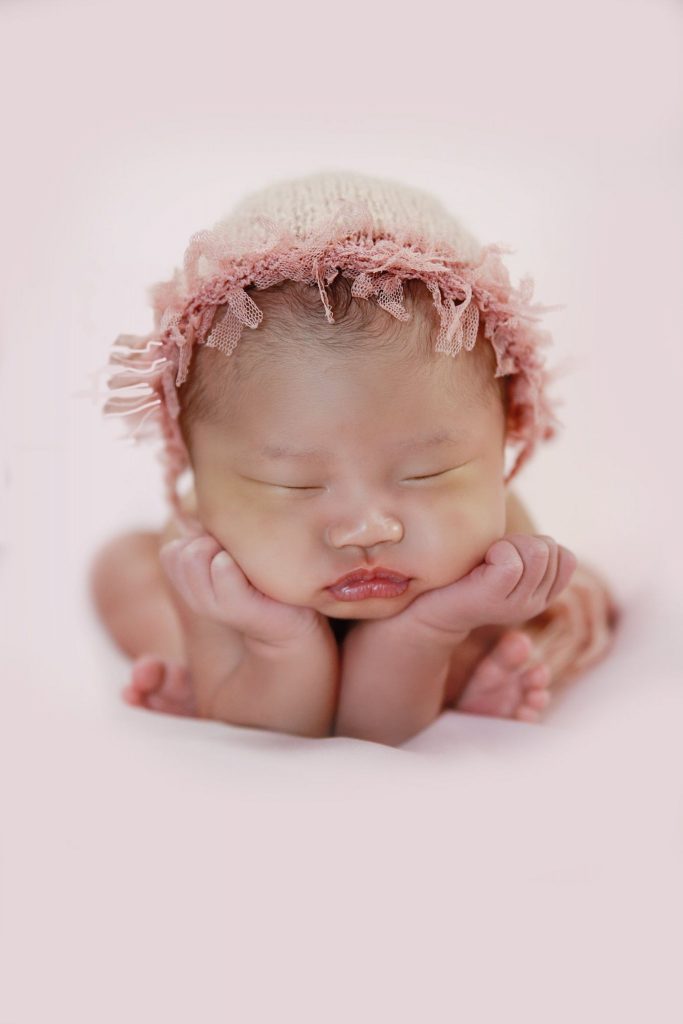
xmin=257 ymin=428 xmax=467 ymax=461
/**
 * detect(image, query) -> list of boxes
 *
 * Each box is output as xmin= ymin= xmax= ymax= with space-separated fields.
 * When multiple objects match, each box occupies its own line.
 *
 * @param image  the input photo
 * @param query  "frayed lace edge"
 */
xmin=97 ymin=236 xmax=565 ymax=514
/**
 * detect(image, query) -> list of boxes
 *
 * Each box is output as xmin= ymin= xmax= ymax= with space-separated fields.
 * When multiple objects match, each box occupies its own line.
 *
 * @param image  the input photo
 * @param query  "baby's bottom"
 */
xmin=89 ymin=530 xmax=619 ymax=722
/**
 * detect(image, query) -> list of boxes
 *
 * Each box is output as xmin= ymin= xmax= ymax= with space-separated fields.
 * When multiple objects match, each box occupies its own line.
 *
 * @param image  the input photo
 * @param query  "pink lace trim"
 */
xmin=98 ymin=199 xmax=565 ymax=527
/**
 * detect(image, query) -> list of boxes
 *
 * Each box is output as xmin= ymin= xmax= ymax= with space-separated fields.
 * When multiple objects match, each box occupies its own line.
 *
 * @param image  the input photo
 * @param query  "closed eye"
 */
xmin=404 ymin=467 xmax=457 ymax=481
xmin=269 ymin=467 xmax=459 ymax=490
xmin=264 ymin=482 xmax=322 ymax=492
xmin=276 ymin=485 xmax=320 ymax=491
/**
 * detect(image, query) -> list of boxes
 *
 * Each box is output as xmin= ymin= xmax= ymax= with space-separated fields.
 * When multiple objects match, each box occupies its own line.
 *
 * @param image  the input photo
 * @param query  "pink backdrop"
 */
xmin=1 ymin=0 xmax=681 ymax=1021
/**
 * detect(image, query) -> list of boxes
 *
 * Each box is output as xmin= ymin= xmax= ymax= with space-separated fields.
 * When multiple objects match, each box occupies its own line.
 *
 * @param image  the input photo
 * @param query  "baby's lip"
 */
xmin=328 ymin=567 xmax=411 ymax=588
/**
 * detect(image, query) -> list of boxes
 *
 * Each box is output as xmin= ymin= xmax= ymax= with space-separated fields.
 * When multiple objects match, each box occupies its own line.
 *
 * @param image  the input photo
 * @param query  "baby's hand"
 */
xmin=394 ymin=534 xmax=578 ymax=647
xmin=159 ymin=531 xmax=329 ymax=651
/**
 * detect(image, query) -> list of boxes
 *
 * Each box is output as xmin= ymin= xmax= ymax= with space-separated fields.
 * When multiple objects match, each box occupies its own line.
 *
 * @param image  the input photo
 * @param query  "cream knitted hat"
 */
xmin=102 ymin=169 xmax=564 ymax=528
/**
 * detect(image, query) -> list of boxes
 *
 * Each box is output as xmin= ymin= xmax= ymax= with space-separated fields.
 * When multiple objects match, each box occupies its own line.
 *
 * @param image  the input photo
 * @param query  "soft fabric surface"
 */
xmin=2 ymin=1 xmax=681 ymax=1021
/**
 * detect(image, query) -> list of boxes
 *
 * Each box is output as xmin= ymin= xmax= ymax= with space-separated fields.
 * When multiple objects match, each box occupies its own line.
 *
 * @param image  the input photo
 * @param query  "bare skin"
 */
xmin=90 ymin=314 xmax=620 ymax=738
xmin=89 ymin=486 xmax=620 ymax=728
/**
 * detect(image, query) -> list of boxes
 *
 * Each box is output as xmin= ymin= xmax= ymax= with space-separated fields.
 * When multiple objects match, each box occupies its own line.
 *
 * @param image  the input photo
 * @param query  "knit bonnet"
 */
xmin=102 ymin=169 xmax=564 ymax=529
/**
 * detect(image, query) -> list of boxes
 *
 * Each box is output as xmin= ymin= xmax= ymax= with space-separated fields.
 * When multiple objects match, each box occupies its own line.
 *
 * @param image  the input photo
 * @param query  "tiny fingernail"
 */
xmin=214 ymin=551 xmax=233 ymax=568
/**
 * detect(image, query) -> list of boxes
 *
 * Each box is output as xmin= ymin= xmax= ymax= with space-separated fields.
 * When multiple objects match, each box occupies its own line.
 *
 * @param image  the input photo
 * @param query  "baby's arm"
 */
xmin=334 ymin=533 xmax=577 ymax=746
xmin=332 ymin=618 xmax=458 ymax=746
xmin=177 ymin=602 xmax=339 ymax=738
xmin=472 ymin=490 xmax=620 ymax=691
xmin=329 ymin=492 xmax=530 ymax=745
xmin=161 ymin=535 xmax=340 ymax=739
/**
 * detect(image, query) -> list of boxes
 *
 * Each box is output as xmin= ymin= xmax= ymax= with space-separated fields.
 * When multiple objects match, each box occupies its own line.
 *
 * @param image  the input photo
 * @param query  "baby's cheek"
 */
xmin=432 ymin=492 xmax=505 ymax=581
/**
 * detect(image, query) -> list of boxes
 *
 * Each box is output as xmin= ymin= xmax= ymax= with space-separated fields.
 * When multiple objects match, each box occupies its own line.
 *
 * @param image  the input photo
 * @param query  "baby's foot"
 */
xmin=456 ymin=630 xmax=551 ymax=723
xmin=121 ymin=655 xmax=197 ymax=718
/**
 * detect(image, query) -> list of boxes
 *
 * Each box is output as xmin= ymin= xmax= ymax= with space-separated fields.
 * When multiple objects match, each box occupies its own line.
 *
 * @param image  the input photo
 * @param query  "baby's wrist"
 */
xmin=354 ymin=614 xmax=470 ymax=656
xmin=244 ymin=611 xmax=334 ymax=661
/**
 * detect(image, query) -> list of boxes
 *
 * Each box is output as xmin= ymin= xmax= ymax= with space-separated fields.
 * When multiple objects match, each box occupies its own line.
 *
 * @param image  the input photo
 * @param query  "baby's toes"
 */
xmin=161 ymin=660 xmax=193 ymax=702
xmin=456 ymin=630 xmax=535 ymax=717
xmin=495 ymin=629 xmax=534 ymax=670
xmin=525 ymin=662 xmax=551 ymax=694
xmin=515 ymin=664 xmax=552 ymax=722
xmin=470 ymin=630 xmax=535 ymax=691
xmin=123 ymin=656 xmax=196 ymax=717
xmin=515 ymin=705 xmax=543 ymax=723
xmin=150 ymin=662 xmax=196 ymax=717
xmin=122 ymin=655 xmax=166 ymax=705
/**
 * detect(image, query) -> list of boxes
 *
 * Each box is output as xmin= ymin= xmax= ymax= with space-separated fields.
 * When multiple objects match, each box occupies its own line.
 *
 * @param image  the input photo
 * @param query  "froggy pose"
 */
xmin=89 ymin=171 xmax=620 ymax=746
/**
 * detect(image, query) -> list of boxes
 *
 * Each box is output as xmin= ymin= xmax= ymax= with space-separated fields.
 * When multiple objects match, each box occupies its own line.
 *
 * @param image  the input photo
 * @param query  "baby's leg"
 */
xmin=442 ymin=560 xmax=620 ymax=721
xmin=89 ymin=530 xmax=185 ymax=661
xmin=444 ymin=626 xmax=551 ymax=723
xmin=515 ymin=561 xmax=621 ymax=686
xmin=89 ymin=530 xmax=195 ymax=714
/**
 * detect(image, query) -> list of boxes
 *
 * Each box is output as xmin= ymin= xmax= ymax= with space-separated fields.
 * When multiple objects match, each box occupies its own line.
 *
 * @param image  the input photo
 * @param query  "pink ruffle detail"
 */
xmin=102 ymin=198 xmax=565 ymax=527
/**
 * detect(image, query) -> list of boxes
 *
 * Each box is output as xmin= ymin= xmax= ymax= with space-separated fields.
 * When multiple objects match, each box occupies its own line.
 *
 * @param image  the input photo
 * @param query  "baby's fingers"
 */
xmin=531 ymin=535 xmax=559 ymax=603
xmin=545 ymin=546 xmax=578 ymax=605
xmin=160 ymin=535 xmax=223 ymax=615
xmin=498 ymin=535 xmax=577 ymax=618
xmin=208 ymin=547 xmax=271 ymax=631
xmin=180 ymin=536 xmax=227 ymax=613
xmin=158 ymin=539 xmax=188 ymax=593
xmin=209 ymin=543 xmax=324 ymax=644
xmin=498 ymin=534 xmax=554 ymax=604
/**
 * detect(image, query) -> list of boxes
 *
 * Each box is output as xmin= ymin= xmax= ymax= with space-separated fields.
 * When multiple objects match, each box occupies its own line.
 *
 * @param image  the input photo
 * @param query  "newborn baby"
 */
xmin=90 ymin=172 xmax=620 ymax=746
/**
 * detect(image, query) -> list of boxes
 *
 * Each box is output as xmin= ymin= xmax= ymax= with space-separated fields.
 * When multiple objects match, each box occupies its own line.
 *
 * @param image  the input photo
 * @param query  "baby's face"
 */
xmin=188 ymin=344 xmax=507 ymax=620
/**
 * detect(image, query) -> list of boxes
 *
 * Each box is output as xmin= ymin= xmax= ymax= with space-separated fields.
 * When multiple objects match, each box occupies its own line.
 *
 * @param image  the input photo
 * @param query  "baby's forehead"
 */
xmin=180 ymin=279 xmax=502 ymax=451
xmin=232 ymin=331 xmax=487 ymax=405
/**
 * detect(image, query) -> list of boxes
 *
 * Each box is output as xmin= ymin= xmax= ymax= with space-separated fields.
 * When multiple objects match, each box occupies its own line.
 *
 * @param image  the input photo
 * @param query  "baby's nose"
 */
xmin=327 ymin=512 xmax=404 ymax=549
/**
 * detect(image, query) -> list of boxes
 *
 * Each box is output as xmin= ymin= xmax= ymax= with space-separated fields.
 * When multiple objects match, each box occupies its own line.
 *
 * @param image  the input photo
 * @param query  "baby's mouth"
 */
xmin=327 ymin=567 xmax=410 ymax=587
xmin=326 ymin=567 xmax=412 ymax=601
